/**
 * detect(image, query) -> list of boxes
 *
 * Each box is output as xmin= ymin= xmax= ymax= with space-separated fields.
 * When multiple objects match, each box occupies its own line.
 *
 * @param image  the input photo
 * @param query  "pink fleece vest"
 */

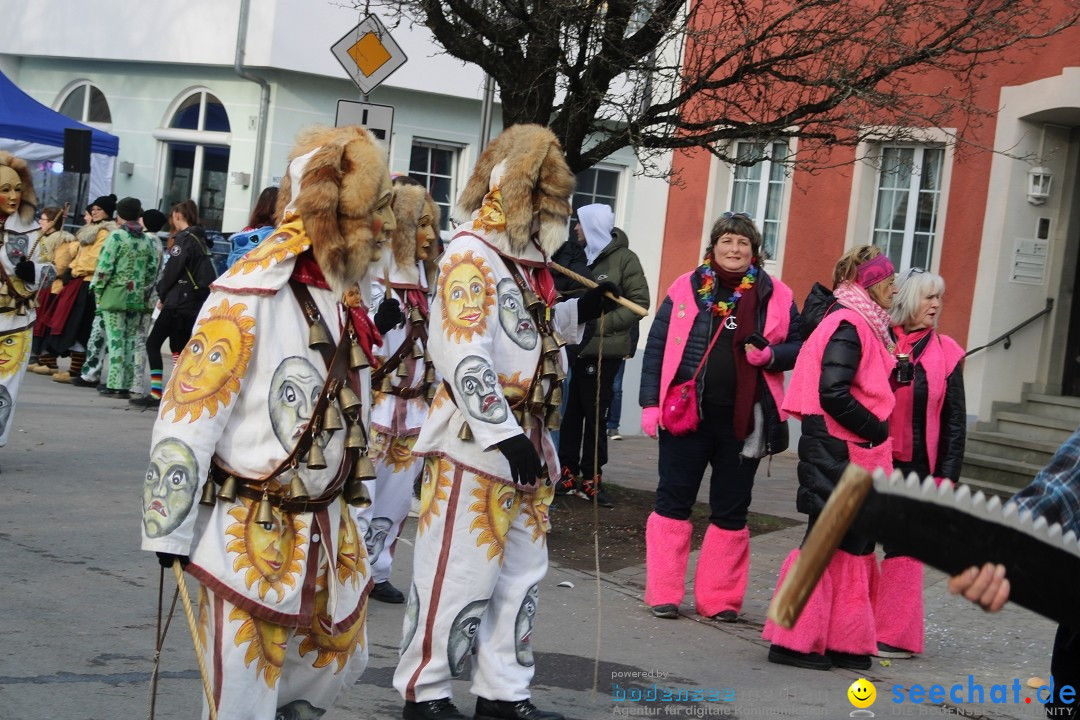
xmin=893 ymin=331 xmax=965 ymax=473
xmin=658 ymin=270 xmax=792 ymax=420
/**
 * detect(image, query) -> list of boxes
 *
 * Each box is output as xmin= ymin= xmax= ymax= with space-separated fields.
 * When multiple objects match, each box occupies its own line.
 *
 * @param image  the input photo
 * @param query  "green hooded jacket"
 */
xmin=576 ymin=227 xmax=650 ymax=359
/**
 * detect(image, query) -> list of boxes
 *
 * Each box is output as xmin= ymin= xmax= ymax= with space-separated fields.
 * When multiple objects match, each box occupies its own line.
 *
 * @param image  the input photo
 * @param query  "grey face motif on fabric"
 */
xmin=454 ymin=355 xmax=507 ymax=424
xmin=0 ymin=384 xmax=11 ymax=436
xmin=364 ymin=516 xmax=393 ymax=558
xmin=5 ymin=234 xmax=28 ymax=264
xmin=269 ymin=356 xmax=325 ymax=451
xmin=515 ymin=583 xmax=540 ymax=666
xmin=275 ymin=699 xmax=326 ymax=720
xmin=401 ymin=583 xmax=420 ymax=655
xmin=447 ymin=598 xmax=489 ymax=677
xmin=496 ymin=278 xmax=538 ymax=350
xmin=142 ymin=438 xmax=199 ymax=538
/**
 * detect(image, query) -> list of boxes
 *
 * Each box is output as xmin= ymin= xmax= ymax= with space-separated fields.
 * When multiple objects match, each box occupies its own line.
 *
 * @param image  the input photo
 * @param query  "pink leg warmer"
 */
xmin=762 ymin=548 xmax=832 ymax=655
xmin=875 ymin=556 xmax=924 ymax=654
xmin=824 ymin=550 xmax=878 ymax=655
xmin=694 ymin=525 xmax=750 ymax=616
xmin=644 ymin=512 xmax=693 ymax=608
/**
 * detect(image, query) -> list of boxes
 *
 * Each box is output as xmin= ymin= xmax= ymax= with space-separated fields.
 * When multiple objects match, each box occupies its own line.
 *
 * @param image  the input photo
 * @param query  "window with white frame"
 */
xmin=56 ymin=81 xmax=112 ymax=124
xmin=870 ymin=145 xmax=944 ymax=271
xmin=409 ymin=141 xmax=461 ymax=231
xmin=573 ymin=166 xmax=620 ymax=214
xmin=156 ymin=90 xmax=231 ymax=231
xmin=728 ymin=140 xmax=789 ymax=261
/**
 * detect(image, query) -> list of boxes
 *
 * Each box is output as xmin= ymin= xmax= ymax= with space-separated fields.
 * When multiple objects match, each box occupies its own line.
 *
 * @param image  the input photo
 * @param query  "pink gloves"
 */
xmin=641 ymin=406 xmax=661 ymax=438
xmin=744 ymin=345 xmax=772 ymax=367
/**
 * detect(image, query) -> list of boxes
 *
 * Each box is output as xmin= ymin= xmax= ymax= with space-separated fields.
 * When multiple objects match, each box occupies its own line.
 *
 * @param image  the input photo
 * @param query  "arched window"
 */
xmin=155 ymin=90 xmax=231 ymax=231
xmin=56 ymin=81 xmax=112 ymax=124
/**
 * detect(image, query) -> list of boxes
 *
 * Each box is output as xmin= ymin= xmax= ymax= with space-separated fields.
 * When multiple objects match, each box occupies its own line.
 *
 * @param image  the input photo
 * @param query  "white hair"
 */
xmin=890 ymin=268 xmax=945 ymax=327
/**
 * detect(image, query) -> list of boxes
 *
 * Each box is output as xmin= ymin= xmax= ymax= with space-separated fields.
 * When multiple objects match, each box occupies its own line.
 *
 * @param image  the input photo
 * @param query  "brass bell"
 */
xmin=380 ymin=375 xmax=394 ymax=393
xmin=396 ymin=361 xmax=410 ymax=378
xmin=354 ymin=453 xmax=377 ymax=480
xmin=423 ymin=349 xmax=431 ymax=363
xmin=554 ymin=365 xmax=567 ymax=383
xmin=253 ymin=492 xmax=275 ymax=526
xmin=424 ymin=367 xmax=436 ymax=384
xmin=216 ymin=475 xmax=238 ymax=502
xmin=546 ymin=408 xmax=562 ymax=430
xmin=409 ymin=307 xmax=425 ymax=325
xmin=308 ymin=321 xmax=332 ymax=349
xmin=549 ymin=384 xmax=563 ymax=408
xmin=15 ymin=304 xmax=27 ymax=317
xmin=345 ymin=423 xmax=366 ymax=449
xmin=424 ymin=383 xmax=437 ymax=402
xmin=552 ymin=331 xmax=567 ymax=348
xmin=412 ymin=342 xmax=425 ymax=360
xmin=458 ymin=422 xmax=474 ymax=441
xmin=350 ymin=342 xmax=369 ymax=369
xmin=339 ymin=386 xmax=362 ymax=413
xmin=529 ymin=382 xmax=546 ymax=406
xmin=541 ymin=334 xmax=559 ymax=355
xmin=306 ymin=442 xmax=327 ymax=470
xmin=542 ymin=356 xmax=559 ymax=380
xmin=323 ymin=404 xmax=344 ymax=432
xmin=199 ymin=482 xmax=218 ymax=507
xmin=521 ymin=286 xmax=543 ymax=311
xmin=344 ymin=477 xmax=372 ymax=508
xmin=288 ymin=471 xmax=310 ymax=502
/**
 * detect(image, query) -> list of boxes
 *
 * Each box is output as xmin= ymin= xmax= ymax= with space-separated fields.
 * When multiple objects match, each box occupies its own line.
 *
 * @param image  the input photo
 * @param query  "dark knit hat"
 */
xmin=142 ymin=209 xmax=167 ymax=233
xmin=116 ymin=196 xmax=143 ymax=221
xmin=90 ymin=194 xmax=117 ymax=217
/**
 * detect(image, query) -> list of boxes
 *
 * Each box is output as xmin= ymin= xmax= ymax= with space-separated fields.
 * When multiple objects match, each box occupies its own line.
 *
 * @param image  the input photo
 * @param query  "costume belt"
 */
xmin=209 ymin=461 xmax=345 ymax=514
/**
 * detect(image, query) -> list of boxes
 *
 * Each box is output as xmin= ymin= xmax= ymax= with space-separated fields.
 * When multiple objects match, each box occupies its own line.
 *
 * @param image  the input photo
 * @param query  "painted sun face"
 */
xmin=0 ymin=166 xmax=21 ymax=217
xmin=418 ymin=456 xmax=453 ymax=535
xmin=0 ymin=329 xmax=31 ymax=378
xmin=379 ymin=434 xmax=418 ymax=473
xmin=269 ymin=356 xmax=324 ymax=451
xmin=5 ymin=233 xmax=28 ymax=264
xmin=523 ymin=481 xmax=554 ymax=543
xmin=496 ymin=278 xmax=538 ymax=350
xmin=472 ymin=185 xmax=506 ymax=233
xmin=469 ymin=476 xmax=520 ymax=561
xmin=336 ymin=508 xmax=366 ymax=586
xmin=297 ymin=574 xmax=367 ymax=671
xmin=515 ymin=584 xmax=540 ymax=666
xmin=447 ymin=598 xmax=489 ymax=677
xmin=0 ymin=385 xmax=12 ymax=437
xmin=231 ymin=605 xmax=288 ymax=688
xmin=438 ymin=250 xmax=494 ymax=342
xmin=455 ymin=355 xmax=507 ymax=424
xmin=142 ymin=438 xmax=199 ymax=538
xmin=162 ymin=300 xmax=256 ymax=423
xmin=227 ymin=227 xmax=306 ymax=276
xmin=225 ymin=501 xmax=307 ymax=602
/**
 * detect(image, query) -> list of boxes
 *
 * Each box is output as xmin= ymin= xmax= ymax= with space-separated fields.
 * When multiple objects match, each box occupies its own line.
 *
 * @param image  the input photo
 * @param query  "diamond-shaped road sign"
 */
xmin=331 ymin=15 xmax=408 ymax=95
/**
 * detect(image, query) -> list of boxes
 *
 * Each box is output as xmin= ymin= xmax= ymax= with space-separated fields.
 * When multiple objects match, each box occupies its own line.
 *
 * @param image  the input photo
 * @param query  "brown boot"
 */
xmin=52 ymin=371 xmax=71 ymax=383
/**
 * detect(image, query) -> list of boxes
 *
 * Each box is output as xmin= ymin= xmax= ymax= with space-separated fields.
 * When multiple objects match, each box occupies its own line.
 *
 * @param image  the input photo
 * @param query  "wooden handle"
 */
xmin=766 ymin=464 xmax=873 ymax=629
xmin=173 ymin=561 xmax=219 ymax=720
xmin=548 ymin=260 xmax=649 ymax=318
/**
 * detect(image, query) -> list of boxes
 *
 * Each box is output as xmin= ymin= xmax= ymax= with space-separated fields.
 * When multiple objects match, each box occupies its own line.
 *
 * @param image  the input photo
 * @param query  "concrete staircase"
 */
xmin=961 ymin=390 xmax=1080 ymax=497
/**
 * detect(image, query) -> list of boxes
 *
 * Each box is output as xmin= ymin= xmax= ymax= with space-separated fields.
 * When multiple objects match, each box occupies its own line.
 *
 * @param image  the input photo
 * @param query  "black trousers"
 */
xmin=558 ymin=355 xmax=621 ymax=478
xmin=654 ymin=404 xmax=760 ymax=530
xmin=146 ymin=308 xmax=198 ymax=372
xmin=1048 ymin=625 xmax=1080 ymax=718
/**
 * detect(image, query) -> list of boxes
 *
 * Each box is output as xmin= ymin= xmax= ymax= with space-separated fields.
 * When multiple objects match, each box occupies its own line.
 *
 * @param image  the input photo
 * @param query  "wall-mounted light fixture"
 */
xmin=230 ymin=171 xmax=251 ymax=188
xmin=118 ymin=160 xmax=135 ymax=176
xmin=1027 ymin=124 xmax=1053 ymax=205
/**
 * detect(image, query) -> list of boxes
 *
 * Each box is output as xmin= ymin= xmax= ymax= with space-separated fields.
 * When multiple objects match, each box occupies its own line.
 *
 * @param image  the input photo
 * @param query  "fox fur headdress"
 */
xmin=0 ymin=152 xmax=37 ymax=224
xmin=453 ymin=124 xmax=574 ymax=257
xmin=389 ymin=179 xmax=441 ymax=267
xmin=275 ymin=125 xmax=390 ymax=294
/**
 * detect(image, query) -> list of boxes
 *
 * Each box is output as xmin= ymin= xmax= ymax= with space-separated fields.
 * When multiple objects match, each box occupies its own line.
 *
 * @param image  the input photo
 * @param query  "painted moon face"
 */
xmin=400 ymin=583 xmax=420 ymax=655
xmin=0 ymin=329 xmax=31 ymax=379
xmin=447 ymin=598 xmax=489 ymax=677
xmin=515 ymin=584 xmax=540 ymax=666
xmin=268 ymin=356 xmax=324 ymax=451
xmin=454 ymin=355 xmax=507 ymax=424
xmin=141 ymin=438 xmax=199 ymax=538
xmin=0 ymin=385 xmax=13 ymax=438
xmin=496 ymin=278 xmax=537 ymax=350
xmin=363 ymin=517 xmax=393 ymax=559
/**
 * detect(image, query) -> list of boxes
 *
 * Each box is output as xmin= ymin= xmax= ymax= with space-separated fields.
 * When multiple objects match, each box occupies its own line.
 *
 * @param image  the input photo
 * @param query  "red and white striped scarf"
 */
xmin=833 ymin=281 xmax=895 ymax=353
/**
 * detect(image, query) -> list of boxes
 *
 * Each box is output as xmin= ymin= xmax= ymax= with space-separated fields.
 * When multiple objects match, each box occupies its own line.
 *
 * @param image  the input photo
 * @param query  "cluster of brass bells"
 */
xmin=344 ymin=449 xmax=376 ymax=508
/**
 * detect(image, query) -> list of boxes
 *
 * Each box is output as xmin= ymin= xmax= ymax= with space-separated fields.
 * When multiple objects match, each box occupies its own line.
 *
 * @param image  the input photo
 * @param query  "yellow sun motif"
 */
xmin=225 ymin=499 xmax=308 ymax=602
xmin=380 ymin=435 xmax=418 ymax=473
xmin=438 ymin=250 xmax=494 ymax=343
xmin=430 ymin=383 xmax=450 ymax=410
xmin=0 ymin=328 xmax=31 ymax=379
xmin=498 ymin=371 xmax=530 ymax=408
xmin=472 ymin=185 xmax=506 ymax=233
xmin=231 ymin=605 xmax=288 ymax=688
xmin=226 ymin=222 xmax=308 ymax=277
xmin=418 ymin=456 xmax=453 ymax=535
xmin=469 ymin=476 xmax=521 ymax=562
xmin=336 ymin=507 xmax=367 ymax=587
xmin=162 ymin=299 xmax=256 ymax=423
xmin=523 ymin=482 xmax=554 ymax=544
xmin=297 ymin=572 xmax=367 ymax=672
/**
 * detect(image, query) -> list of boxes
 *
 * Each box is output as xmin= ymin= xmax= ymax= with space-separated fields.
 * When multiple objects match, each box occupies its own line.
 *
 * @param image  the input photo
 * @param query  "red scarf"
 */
xmin=889 ymin=326 xmax=933 ymax=462
xmin=713 ymin=261 xmax=759 ymax=439
xmin=292 ymin=251 xmax=381 ymax=364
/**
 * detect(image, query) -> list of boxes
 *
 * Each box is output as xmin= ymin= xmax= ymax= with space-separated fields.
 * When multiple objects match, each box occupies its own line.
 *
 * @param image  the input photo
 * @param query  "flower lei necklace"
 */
xmin=697 ymin=257 xmax=758 ymax=317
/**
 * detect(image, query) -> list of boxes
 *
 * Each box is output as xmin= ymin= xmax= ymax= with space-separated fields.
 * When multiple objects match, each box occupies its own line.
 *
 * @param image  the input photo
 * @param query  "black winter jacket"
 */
xmin=640 ymin=269 xmax=802 ymax=455
xmin=158 ymin=227 xmax=213 ymax=312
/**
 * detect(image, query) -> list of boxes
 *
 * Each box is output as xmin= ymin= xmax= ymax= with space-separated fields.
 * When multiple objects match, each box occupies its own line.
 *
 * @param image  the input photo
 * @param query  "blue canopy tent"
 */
xmin=0 ymin=69 xmax=119 ymax=204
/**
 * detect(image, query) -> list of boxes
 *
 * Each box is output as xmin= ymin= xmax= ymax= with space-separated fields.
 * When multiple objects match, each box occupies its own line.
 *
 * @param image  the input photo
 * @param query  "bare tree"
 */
xmin=354 ymin=0 xmax=1078 ymax=173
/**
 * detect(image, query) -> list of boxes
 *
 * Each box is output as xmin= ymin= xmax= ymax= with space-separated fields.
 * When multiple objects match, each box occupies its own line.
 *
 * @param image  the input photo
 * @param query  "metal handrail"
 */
xmin=965 ymin=297 xmax=1054 ymax=357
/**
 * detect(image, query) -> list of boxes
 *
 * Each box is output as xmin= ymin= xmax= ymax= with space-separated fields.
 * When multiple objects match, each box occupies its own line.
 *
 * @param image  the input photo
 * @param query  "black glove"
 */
xmin=373 ymin=298 xmax=406 ymax=334
xmin=577 ymin=281 xmax=621 ymax=322
xmin=496 ymin=434 xmax=543 ymax=487
xmin=60 ymin=268 xmax=73 ymax=284
xmin=14 ymin=259 xmax=35 ymax=284
xmin=156 ymin=552 xmax=190 ymax=570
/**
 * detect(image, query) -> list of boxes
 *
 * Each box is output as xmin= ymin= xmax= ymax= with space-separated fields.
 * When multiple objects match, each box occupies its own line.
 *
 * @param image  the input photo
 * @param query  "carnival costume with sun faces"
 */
xmin=0 ymin=153 xmax=55 ymax=448
xmin=357 ymin=183 xmax=441 ymax=588
xmin=139 ymin=125 xmax=394 ymax=718
xmin=394 ymin=125 xmax=586 ymax=706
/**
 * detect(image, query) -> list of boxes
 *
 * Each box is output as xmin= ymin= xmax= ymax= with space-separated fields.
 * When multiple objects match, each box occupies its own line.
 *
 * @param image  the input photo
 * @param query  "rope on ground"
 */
xmin=172 ymin=560 xmax=219 ymax=720
xmin=591 ymin=312 xmax=605 ymax=699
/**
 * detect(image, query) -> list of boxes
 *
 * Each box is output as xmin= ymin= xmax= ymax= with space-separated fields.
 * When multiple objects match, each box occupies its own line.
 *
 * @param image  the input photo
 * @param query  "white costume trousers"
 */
xmin=359 ymin=432 xmax=422 ymax=584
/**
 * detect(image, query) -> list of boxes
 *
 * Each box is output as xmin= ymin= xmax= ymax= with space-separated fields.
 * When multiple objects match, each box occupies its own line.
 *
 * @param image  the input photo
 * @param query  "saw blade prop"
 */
xmin=767 ymin=464 xmax=1080 ymax=629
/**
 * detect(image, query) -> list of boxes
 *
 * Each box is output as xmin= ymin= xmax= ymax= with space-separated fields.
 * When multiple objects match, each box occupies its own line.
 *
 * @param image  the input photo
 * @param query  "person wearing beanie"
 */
xmin=42 ymin=195 xmax=117 ymax=384
xmin=115 ymin=196 xmax=142 ymax=223
xmin=141 ymin=209 xmax=167 ymax=234
xmin=128 ymin=208 xmax=168 ymax=401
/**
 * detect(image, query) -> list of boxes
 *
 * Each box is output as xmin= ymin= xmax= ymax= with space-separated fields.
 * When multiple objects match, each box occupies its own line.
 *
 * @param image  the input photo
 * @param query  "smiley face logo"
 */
xmin=848 ymin=678 xmax=876 ymax=709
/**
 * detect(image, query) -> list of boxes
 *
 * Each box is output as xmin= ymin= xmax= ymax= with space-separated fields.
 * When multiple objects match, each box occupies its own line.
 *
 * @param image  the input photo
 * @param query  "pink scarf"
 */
xmin=833 ymin=282 xmax=895 ymax=353
xmin=889 ymin=326 xmax=932 ymax=462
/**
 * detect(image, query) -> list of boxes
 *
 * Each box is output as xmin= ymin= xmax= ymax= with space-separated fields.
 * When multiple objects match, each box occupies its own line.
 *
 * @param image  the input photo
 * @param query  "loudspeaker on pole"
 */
xmin=63 ymin=128 xmax=93 ymax=174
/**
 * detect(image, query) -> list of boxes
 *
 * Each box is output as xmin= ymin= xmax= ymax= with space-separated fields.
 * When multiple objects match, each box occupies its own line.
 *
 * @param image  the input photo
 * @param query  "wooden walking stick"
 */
xmin=547 ymin=260 xmax=649 ymax=318
xmin=172 ymin=560 xmax=220 ymax=720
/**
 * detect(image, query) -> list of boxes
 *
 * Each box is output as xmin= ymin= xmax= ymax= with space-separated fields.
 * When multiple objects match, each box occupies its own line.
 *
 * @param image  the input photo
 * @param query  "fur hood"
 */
xmin=76 ymin=219 xmax=115 ymax=246
xmin=453 ymin=124 xmax=574 ymax=258
xmin=275 ymin=125 xmax=391 ymax=296
xmin=0 ymin=151 xmax=37 ymax=224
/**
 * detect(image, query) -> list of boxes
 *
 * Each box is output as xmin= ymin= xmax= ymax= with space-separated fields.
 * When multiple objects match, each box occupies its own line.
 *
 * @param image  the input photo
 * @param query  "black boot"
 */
xmin=371 ymin=580 xmax=406 ymax=603
xmin=403 ymin=698 xmax=467 ymax=720
xmin=474 ymin=698 xmax=564 ymax=720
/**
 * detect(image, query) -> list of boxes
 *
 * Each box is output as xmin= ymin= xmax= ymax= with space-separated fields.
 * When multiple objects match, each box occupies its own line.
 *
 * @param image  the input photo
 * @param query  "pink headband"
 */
xmin=855 ymin=254 xmax=895 ymax=289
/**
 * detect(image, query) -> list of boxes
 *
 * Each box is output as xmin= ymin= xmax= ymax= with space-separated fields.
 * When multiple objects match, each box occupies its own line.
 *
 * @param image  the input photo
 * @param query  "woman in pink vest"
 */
xmin=875 ymin=268 xmax=967 ymax=660
xmin=763 ymin=245 xmax=898 ymax=671
xmin=639 ymin=212 xmax=802 ymax=622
